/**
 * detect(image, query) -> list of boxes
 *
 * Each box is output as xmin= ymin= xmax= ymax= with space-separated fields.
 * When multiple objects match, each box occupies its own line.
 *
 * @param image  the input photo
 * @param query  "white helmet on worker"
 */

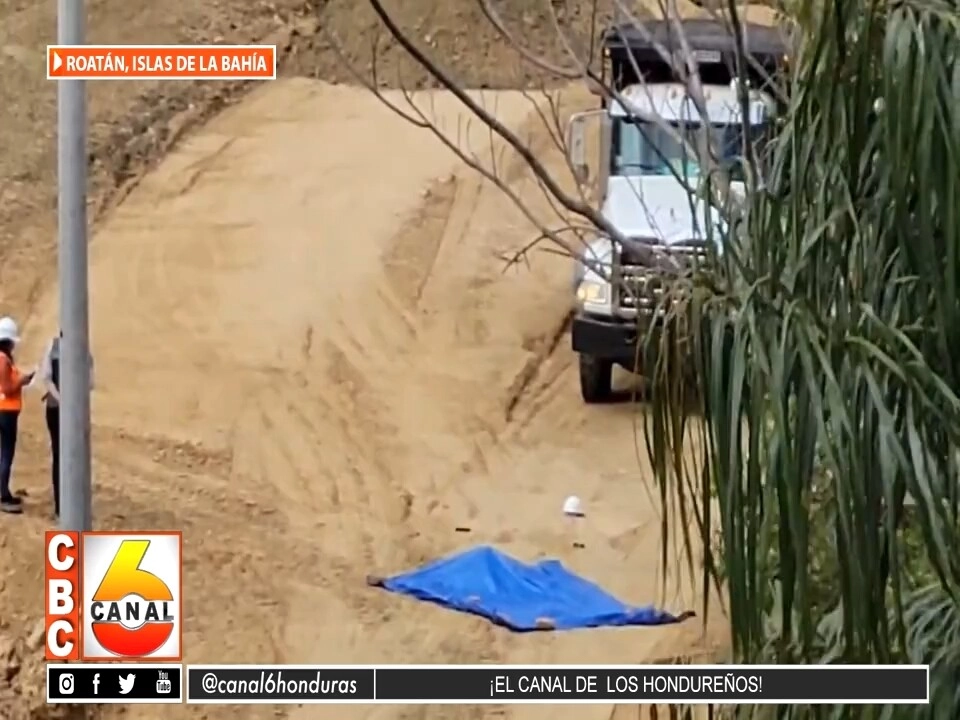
xmin=0 ymin=317 xmax=20 ymax=344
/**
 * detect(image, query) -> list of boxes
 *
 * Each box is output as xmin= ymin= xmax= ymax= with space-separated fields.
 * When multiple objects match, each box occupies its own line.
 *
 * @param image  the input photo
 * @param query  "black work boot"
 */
xmin=0 ymin=497 xmax=23 ymax=514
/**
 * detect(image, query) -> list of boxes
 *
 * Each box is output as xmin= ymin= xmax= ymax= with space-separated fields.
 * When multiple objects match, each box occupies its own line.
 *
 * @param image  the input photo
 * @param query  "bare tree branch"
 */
xmin=364 ymin=0 xmax=673 ymax=269
xmin=327 ymin=0 xmax=788 ymax=291
xmin=324 ymin=25 xmax=621 ymax=280
xmin=477 ymin=0 xmax=584 ymax=79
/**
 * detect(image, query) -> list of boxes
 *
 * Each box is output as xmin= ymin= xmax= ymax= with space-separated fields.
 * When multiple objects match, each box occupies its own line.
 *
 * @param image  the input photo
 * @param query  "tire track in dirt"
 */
xmin=503 ymin=309 xmax=573 ymax=422
xmin=382 ymin=174 xmax=460 ymax=311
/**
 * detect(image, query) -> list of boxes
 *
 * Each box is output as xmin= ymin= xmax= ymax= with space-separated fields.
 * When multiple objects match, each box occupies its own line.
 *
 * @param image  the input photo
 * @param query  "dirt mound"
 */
xmin=9 ymin=79 xmax=719 ymax=720
xmin=2 ymin=0 xmax=592 ymax=316
xmin=0 ymin=623 xmax=88 ymax=720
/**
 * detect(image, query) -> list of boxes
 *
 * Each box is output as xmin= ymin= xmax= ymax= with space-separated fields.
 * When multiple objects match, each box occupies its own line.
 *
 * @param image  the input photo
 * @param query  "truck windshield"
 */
xmin=611 ymin=118 xmax=769 ymax=181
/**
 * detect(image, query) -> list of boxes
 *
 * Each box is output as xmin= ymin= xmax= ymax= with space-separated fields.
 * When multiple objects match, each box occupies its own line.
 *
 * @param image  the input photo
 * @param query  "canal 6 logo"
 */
xmin=82 ymin=532 xmax=182 ymax=660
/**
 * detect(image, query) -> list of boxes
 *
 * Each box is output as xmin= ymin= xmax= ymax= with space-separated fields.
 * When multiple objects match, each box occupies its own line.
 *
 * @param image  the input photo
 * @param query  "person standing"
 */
xmin=40 ymin=330 xmax=94 ymax=518
xmin=0 ymin=317 xmax=35 ymax=514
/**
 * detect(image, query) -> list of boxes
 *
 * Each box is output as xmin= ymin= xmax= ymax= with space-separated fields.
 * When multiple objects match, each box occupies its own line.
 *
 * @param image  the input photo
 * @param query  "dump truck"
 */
xmin=567 ymin=19 xmax=788 ymax=402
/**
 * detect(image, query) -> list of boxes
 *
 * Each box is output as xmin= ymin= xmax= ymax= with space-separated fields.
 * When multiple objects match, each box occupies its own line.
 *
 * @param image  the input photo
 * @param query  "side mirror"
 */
xmin=567 ymin=112 xmax=590 ymax=184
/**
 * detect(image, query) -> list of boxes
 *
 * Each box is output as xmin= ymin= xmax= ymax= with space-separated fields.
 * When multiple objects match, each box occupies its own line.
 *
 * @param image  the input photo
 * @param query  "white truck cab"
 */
xmin=568 ymin=20 xmax=787 ymax=402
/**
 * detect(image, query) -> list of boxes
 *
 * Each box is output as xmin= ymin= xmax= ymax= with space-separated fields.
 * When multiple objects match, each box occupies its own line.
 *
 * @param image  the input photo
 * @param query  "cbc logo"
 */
xmin=58 ymin=673 xmax=75 ymax=695
xmin=44 ymin=531 xmax=182 ymax=661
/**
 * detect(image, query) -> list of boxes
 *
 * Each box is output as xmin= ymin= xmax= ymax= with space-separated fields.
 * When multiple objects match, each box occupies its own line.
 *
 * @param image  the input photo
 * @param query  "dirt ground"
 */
xmin=0 ymin=2 xmax=728 ymax=719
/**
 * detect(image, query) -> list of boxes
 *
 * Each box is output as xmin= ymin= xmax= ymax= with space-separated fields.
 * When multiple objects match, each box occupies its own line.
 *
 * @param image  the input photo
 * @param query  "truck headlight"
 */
xmin=576 ymin=280 xmax=610 ymax=305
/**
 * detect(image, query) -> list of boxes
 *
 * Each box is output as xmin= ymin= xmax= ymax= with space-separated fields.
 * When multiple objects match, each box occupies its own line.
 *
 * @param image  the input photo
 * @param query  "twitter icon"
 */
xmin=118 ymin=673 xmax=136 ymax=695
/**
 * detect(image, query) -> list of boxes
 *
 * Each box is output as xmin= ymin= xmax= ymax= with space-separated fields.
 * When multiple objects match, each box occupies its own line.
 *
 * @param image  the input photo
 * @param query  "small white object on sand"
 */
xmin=562 ymin=495 xmax=584 ymax=517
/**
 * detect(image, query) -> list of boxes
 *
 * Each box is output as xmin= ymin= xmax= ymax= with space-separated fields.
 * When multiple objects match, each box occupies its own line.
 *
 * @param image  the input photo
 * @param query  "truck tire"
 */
xmin=579 ymin=354 xmax=613 ymax=403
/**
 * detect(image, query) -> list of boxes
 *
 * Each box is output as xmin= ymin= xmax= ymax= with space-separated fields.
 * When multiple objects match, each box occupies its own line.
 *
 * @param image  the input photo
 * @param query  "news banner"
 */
xmin=45 ymin=664 xmax=929 ymax=704
xmin=43 ymin=531 xmax=929 ymax=705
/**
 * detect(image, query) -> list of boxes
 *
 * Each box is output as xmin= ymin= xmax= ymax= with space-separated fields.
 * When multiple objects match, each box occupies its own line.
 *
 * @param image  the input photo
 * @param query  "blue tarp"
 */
xmin=378 ymin=545 xmax=684 ymax=631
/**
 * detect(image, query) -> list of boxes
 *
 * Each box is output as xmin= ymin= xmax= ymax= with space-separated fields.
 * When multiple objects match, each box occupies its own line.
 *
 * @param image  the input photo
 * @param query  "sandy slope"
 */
xmin=12 ymin=79 xmax=719 ymax=719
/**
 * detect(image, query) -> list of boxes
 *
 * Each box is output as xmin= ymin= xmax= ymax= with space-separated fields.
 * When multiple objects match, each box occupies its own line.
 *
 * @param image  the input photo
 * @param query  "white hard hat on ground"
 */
xmin=562 ymin=495 xmax=584 ymax=517
xmin=0 ymin=317 xmax=20 ymax=344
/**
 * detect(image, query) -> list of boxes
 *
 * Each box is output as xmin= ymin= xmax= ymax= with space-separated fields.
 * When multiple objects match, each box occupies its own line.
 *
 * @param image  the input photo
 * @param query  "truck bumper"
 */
xmin=571 ymin=314 xmax=639 ymax=366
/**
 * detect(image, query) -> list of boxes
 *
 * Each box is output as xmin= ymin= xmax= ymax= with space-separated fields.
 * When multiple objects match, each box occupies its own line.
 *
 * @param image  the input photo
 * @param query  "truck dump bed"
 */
xmin=601 ymin=19 xmax=789 ymax=92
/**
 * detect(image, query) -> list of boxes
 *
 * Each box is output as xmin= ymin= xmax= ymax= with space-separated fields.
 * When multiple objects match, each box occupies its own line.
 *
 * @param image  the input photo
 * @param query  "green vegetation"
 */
xmin=645 ymin=2 xmax=960 ymax=717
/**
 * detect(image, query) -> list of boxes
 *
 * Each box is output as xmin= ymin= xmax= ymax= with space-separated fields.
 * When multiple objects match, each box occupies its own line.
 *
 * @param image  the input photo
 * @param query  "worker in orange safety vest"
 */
xmin=0 ymin=317 xmax=35 ymax=514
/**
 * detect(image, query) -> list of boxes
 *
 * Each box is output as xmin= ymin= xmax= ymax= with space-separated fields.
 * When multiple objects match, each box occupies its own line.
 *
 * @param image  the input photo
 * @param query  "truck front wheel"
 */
xmin=579 ymin=354 xmax=613 ymax=403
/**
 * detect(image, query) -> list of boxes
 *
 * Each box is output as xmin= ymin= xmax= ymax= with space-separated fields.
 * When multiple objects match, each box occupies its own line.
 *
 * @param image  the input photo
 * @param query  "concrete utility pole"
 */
xmin=57 ymin=0 xmax=92 ymax=531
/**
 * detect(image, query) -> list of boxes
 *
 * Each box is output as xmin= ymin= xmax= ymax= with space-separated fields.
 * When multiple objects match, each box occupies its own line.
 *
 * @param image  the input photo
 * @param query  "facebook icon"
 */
xmin=92 ymin=673 xmax=100 ymax=695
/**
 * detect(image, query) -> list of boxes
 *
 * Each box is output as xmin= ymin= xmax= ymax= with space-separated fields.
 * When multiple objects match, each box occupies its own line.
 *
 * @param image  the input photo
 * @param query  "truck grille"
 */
xmin=616 ymin=242 xmax=710 ymax=316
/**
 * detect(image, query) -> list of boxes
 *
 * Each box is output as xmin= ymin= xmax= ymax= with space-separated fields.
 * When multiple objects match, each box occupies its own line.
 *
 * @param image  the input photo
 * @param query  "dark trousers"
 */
xmin=0 ymin=411 xmax=19 ymax=501
xmin=46 ymin=406 xmax=60 ymax=515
